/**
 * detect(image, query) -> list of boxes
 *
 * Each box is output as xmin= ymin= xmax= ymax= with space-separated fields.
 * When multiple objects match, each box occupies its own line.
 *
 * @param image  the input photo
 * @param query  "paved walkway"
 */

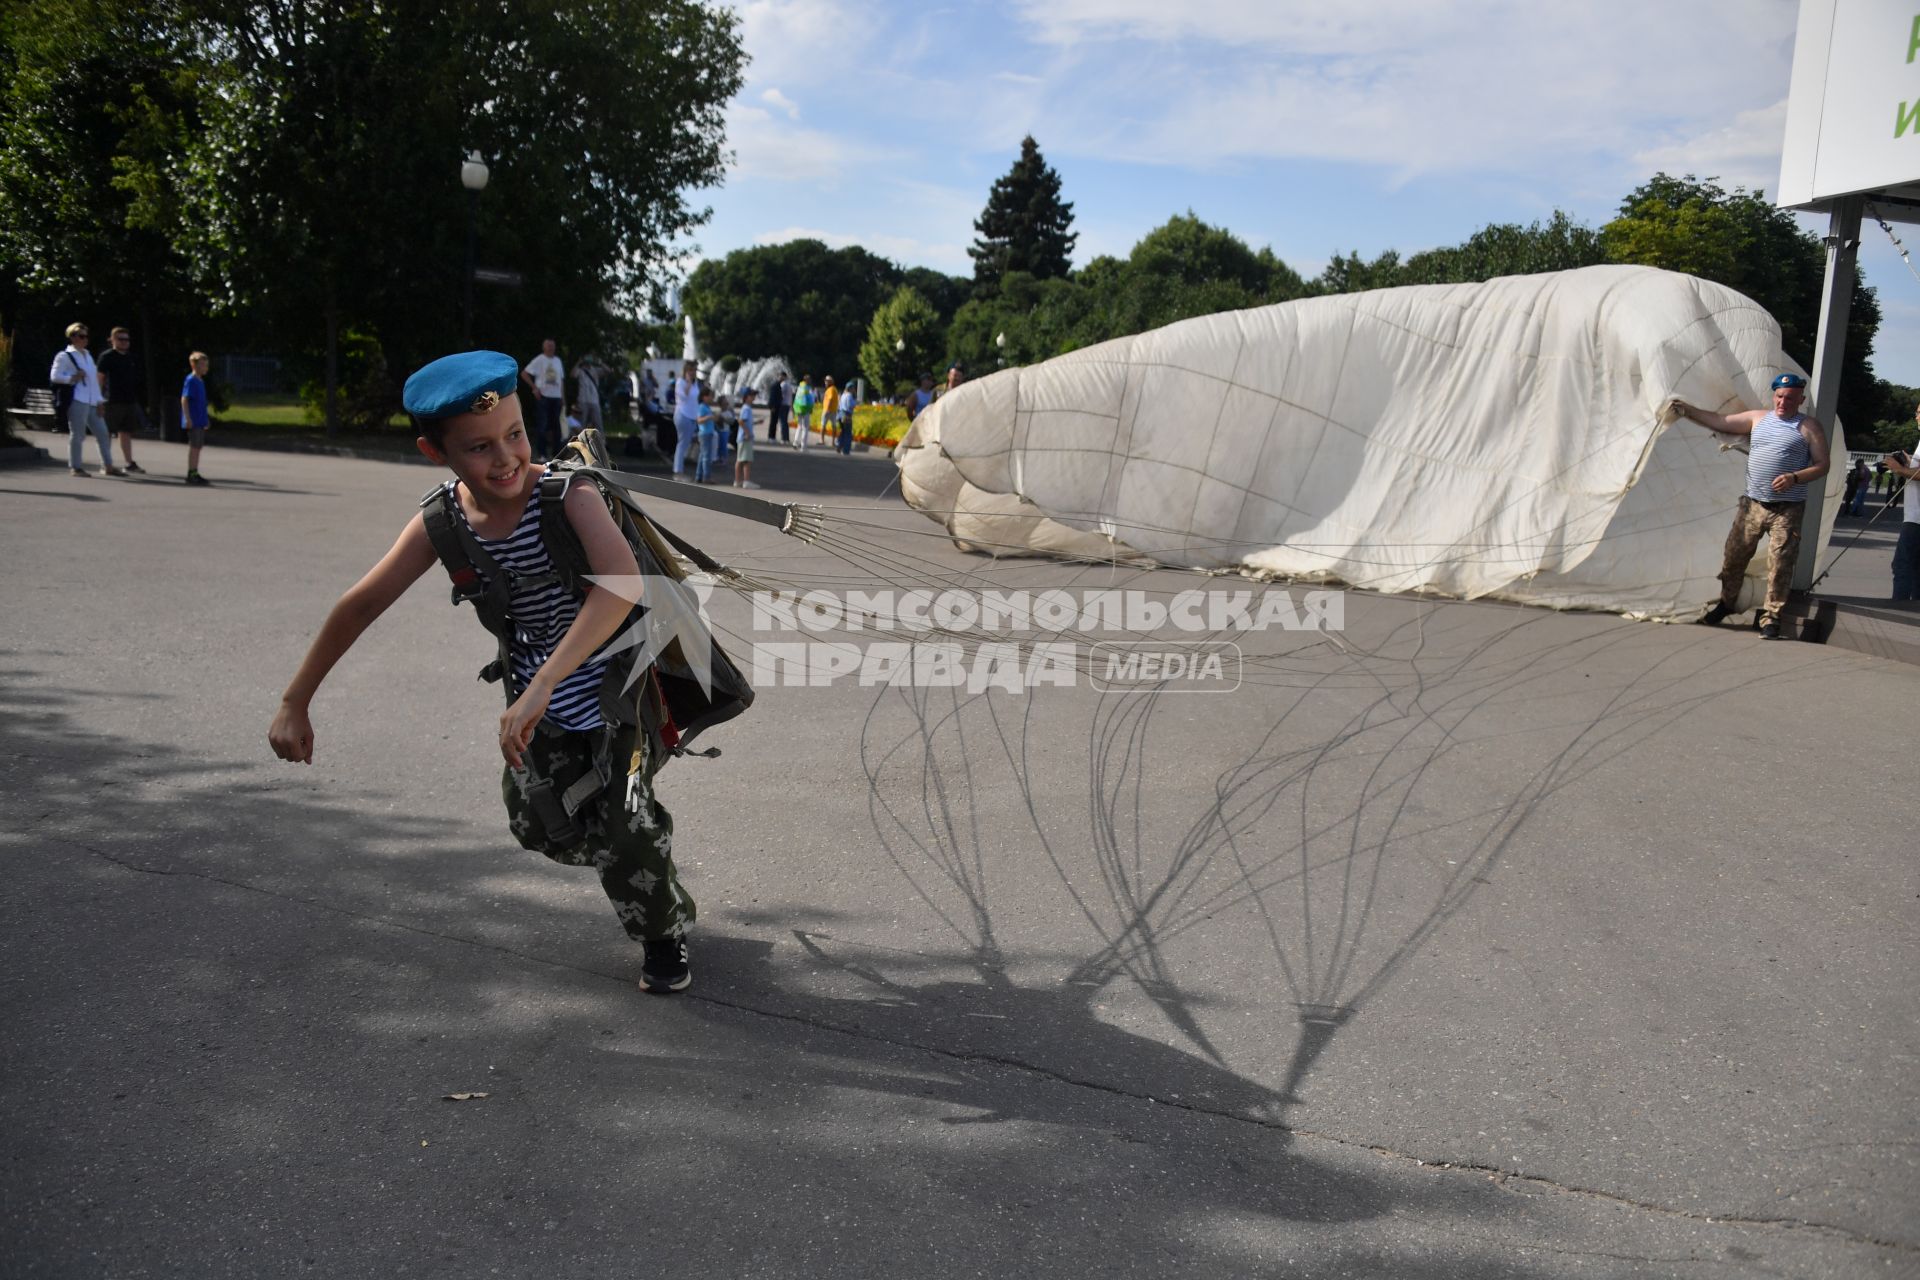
xmin=3 ymin=437 xmax=1915 ymax=1277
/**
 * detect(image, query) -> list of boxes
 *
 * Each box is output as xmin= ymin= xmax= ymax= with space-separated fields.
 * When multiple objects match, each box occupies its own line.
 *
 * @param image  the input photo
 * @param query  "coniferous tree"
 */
xmin=968 ymin=135 xmax=1076 ymax=294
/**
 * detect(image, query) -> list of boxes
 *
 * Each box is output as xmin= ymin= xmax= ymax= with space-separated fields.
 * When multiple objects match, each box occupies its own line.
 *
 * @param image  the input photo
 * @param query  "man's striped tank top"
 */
xmin=1745 ymin=412 xmax=1812 ymax=503
xmin=448 ymin=481 xmax=612 ymax=731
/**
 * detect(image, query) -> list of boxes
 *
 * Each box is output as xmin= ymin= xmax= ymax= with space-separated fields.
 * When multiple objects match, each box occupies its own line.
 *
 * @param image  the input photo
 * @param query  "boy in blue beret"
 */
xmin=267 ymin=350 xmax=697 ymax=992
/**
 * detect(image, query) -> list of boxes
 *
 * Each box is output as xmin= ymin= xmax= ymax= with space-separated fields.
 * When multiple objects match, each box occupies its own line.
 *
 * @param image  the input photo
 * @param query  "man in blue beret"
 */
xmin=268 ymin=350 xmax=699 ymax=993
xmin=1671 ymin=373 xmax=1831 ymax=640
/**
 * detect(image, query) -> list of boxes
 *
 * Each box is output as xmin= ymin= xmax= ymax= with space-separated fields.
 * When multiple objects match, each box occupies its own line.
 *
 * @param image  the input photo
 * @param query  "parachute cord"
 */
xmin=1809 ymin=490 xmax=1905 ymax=591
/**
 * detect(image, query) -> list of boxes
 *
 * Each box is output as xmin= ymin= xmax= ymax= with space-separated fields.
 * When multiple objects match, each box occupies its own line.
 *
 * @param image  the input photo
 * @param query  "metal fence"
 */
xmin=222 ymin=355 xmax=282 ymax=393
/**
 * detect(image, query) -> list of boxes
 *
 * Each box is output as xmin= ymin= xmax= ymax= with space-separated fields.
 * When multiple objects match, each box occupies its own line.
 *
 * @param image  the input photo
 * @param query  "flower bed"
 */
xmin=852 ymin=403 xmax=911 ymax=448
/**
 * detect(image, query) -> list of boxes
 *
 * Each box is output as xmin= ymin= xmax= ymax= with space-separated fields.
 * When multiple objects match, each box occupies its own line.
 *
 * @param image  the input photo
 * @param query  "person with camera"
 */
xmin=1885 ymin=404 xmax=1920 ymax=601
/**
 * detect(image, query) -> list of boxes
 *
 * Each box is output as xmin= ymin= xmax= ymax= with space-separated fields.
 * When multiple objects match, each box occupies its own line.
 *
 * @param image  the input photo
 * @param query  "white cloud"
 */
xmin=760 ymin=87 xmax=801 ymax=120
xmin=733 ymin=0 xmax=878 ymax=89
xmin=725 ymin=104 xmax=891 ymax=182
xmin=992 ymin=71 xmax=1045 ymax=86
xmin=1631 ymin=100 xmax=1790 ymax=195
xmin=992 ymin=0 xmax=1797 ymax=183
xmin=1009 ymin=0 xmax=1462 ymax=50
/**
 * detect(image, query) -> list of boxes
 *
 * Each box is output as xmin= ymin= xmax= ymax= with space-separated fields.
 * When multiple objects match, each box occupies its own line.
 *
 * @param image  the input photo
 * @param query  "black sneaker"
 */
xmin=641 ymin=938 xmax=691 ymax=993
xmin=186 ymin=472 xmax=211 ymax=486
xmin=1697 ymin=602 xmax=1732 ymax=627
xmin=1758 ymin=620 xmax=1784 ymax=641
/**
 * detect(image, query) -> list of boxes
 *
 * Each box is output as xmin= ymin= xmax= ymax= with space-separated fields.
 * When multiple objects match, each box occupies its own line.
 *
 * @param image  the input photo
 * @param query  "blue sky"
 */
xmin=692 ymin=0 xmax=1920 ymax=388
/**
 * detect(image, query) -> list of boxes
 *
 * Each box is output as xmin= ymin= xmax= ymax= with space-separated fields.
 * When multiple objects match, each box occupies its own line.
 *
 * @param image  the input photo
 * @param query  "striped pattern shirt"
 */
xmin=448 ymin=481 xmax=611 ymax=731
xmin=1745 ymin=412 xmax=1813 ymax=503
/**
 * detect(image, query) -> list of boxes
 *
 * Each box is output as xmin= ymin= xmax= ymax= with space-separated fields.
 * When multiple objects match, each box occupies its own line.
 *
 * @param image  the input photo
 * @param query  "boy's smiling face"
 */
xmin=418 ymin=401 xmax=534 ymax=499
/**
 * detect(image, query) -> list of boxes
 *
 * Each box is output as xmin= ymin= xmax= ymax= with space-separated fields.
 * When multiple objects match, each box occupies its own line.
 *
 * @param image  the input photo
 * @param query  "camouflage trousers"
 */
xmin=1717 ymin=496 xmax=1804 ymax=625
xmin=501 ymin=719 xmax=695 ymax=942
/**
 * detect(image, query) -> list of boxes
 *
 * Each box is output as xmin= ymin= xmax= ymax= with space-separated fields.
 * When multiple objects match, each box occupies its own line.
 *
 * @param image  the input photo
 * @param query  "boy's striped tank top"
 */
xmin=448 ymin=480 xmax=612 ymax=731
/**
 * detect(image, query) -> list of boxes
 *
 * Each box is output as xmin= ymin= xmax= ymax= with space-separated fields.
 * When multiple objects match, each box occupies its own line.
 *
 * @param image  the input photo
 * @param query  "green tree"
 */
xmin=1318 ymin=212 xmax=1605 ymax=293
xmin=151 ymin=0 xmax=742 ymax=430
xmin=682 ymin=239 xmax=905 ymax=380
xmin=900 ymin=265 xmax=971 ymax=331
xmin=1127 ymin=213 xmax=1303 ymax=297
xmin=1860 ymin=380 xmax=1920 ymax=451
xmin=0 ymin=0 xmax=203 ymax=422
xmin=944 ymin=216 xmax=1313 ymax=369
xmin=858 ymin=285 xmax=941 ymax=393
xmin=1398 ymin=212 xmax=1607 ymax=283
xmin=1600 ymin=173 xmax=1882 ymax=430
xmin=1315 ymin=249 xmax=1405 ymax=294
xmin=968 ymin=135 xmax=1076 ymax=293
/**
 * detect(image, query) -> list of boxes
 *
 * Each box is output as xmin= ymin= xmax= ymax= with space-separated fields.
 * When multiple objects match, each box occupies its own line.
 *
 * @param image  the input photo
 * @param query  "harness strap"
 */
xmin=559 ymin=767 xmax=606 ymax=816
xmin=419 ymin=483 xmax=560 ymax=701
xmin=419 ymin=485 xmax=560 ymax=621
xmin=519 ymin=774 xmax=582 ymax=847
xmin=642 ymin=511 xmax=730 ymax=576
xmin=535 ymin=468 xmax=592 ymax=598
xmin=514 ymin=723 xmax=620 ymax=848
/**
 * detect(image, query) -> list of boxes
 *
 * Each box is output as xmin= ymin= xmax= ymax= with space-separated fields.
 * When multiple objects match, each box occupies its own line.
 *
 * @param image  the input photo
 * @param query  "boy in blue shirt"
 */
xmin=267 ymin=351 xmax=698 ymax=993
xmin=180 ymin=351 xmax=212 ymax=486
xmin=693 ymin=387 xmax=719 ymax=484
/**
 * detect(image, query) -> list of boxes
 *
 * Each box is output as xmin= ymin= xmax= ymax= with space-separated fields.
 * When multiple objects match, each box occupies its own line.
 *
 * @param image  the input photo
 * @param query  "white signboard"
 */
xmin=1778 ymin=0 xmax=1920 ymax=207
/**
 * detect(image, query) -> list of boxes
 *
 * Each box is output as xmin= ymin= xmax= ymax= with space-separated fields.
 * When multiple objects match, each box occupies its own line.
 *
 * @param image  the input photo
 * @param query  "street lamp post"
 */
xmin=460 ymin=151 xmax=490 ymax=347
xmin=995 ymin=330 xmax=1007 ymax=368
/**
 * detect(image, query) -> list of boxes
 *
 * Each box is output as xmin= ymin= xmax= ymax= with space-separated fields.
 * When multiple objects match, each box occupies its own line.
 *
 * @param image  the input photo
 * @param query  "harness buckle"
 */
xmin=448 ymin=565 xmax=487 ymax=607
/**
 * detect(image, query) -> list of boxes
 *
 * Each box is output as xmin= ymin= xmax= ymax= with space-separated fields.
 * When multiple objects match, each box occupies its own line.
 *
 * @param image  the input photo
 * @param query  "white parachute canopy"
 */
xmin=894 ymin=265 xmax=1845 ymax=620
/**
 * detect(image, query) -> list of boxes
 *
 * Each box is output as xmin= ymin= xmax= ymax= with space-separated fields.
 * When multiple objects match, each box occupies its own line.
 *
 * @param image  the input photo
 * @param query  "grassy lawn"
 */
xmin=217 ymin=392 xmax=413 ymax=432
xmin=211 ymin=392 xmax=655 ymax=461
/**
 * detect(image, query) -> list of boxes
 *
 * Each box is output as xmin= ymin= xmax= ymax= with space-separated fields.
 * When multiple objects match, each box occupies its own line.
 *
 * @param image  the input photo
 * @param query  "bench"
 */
xmin=8 ymin=387 xmax=58 ymax=431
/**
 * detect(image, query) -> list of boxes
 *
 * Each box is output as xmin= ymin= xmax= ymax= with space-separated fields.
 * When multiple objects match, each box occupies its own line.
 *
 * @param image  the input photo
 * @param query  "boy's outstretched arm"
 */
xmin=269 ymin=514 xmax=438 ymax=764
xmin=497 ymin=486 xmax=641 ymax=767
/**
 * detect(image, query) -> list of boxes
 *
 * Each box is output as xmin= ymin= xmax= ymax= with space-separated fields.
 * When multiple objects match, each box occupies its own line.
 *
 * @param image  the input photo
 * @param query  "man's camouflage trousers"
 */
xmin=502 ymin=719 xmax=695 ymax=942
xmin=1717 ymin=495 xmax=1805 ymax=626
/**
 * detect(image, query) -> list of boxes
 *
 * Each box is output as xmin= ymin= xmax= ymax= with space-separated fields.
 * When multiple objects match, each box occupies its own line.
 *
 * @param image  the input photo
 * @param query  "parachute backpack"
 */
xmin=419 ymin=429 xmax=754 ymax=817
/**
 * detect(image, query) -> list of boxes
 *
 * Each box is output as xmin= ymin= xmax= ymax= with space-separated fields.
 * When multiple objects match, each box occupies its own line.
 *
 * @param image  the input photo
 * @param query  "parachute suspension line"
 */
xmin=595 ymin=465 xmax=1620 ymax=685
xmin=1808 ymin=488 xmax=1905 ymax=590
xmin=679 ymin=511 xmax=1341 ymax=689
xmin=1867 ymin=203 xmax=1920 ymax=290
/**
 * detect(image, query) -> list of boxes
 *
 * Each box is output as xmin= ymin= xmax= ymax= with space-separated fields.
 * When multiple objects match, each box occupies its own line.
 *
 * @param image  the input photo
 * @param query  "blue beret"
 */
xmin=403 ymin=351 xmax=521 ymax=421
xmin=1771 ymin=373 xmax=1807 ymax=390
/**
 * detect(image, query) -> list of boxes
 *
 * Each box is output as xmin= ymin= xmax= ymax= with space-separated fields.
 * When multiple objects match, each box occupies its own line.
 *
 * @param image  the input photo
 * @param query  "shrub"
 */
xmin=297 ymin=330 xmax=400 ymax=430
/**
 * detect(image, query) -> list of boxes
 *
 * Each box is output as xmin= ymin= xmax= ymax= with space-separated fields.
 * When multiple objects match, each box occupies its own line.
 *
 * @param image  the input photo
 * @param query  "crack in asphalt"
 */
xmin=50 ymin=837 xmax=1918 ymax=1259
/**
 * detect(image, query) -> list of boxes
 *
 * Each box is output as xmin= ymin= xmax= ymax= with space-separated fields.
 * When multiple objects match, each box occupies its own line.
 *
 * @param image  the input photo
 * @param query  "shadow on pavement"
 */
xmin=0 ymin=486 xmax=109 ymax=502
xmin=0 ymin=670 xmax=1594 ymax=1278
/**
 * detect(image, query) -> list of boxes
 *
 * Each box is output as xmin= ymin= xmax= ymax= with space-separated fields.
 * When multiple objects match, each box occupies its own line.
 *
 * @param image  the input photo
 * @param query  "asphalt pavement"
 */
xmin=3 ymin=431 xmax=1916 ymax=1278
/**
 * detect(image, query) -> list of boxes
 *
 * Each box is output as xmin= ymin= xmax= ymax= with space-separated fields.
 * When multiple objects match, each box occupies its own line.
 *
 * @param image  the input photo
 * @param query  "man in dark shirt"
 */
xmin=95 ymin=327 xmax=147 ymax=474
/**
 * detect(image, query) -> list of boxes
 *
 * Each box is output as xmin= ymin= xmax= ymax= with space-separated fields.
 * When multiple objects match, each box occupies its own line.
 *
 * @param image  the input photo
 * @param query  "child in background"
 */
xmin=694 ymin=388 xmax=719 ymax=484
xmin=181 ymin=351 xmax=212 ymax=486
xmin=734 ymin=388 xmax=760 ymax=489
